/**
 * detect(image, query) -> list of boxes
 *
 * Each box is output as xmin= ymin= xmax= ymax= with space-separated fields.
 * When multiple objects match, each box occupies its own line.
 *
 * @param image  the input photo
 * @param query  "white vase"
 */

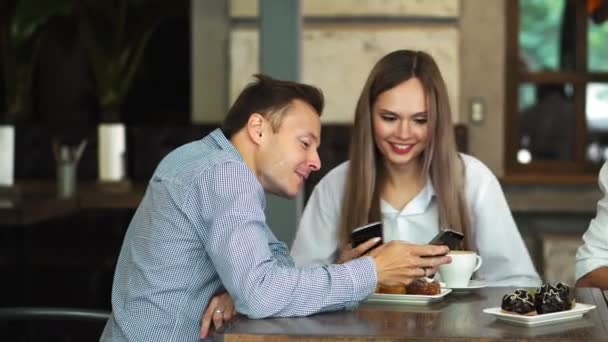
xmin=98 ymin=123 xmax=126 ymax=182
xmin=0 ymin=125 xmax=15 ymax=186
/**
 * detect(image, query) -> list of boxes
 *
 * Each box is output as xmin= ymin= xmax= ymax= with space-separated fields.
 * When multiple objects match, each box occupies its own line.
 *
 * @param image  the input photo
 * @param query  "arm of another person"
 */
xmin=200 ymin=162 xmax=377 ymax=319
xmin=576 ymin=267 xmax=608 ymax=289
xmin=576 ymin=162 xmax=608 ymax=289
xmin=467 ymin=158 xmax=542 ymax=287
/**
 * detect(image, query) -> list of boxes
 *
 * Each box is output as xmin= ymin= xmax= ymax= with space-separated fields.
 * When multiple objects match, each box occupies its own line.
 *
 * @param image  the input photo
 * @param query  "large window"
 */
xmin=506 ymin=0 xmax=608 ymax=178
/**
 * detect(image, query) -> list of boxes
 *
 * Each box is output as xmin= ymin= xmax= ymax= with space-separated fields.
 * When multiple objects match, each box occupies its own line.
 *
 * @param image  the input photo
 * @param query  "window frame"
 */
xmin=505 ymin=0 xmax=608 ymax=182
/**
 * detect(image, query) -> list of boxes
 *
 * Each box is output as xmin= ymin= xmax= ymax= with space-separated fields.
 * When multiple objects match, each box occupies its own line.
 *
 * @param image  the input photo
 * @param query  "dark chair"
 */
xmin=0 ymin=307 xmax=110 ymax=321
xmin=0 ymin=307 xmax=110 ymax=341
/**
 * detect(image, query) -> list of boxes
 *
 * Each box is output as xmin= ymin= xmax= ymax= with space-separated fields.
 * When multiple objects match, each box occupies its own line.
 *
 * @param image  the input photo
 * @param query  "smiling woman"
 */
xmin=372 ymin=78 xmax=429 ymax=173
xmin=290 ymin=50 xmax=542 ymax=288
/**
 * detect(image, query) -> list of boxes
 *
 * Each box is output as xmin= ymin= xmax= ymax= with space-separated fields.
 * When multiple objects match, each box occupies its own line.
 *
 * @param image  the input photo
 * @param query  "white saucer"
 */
xmin=365 ymin=288 xmax=452 ymax=305
xmin=446 ymin=279 xmax=488 ymax=292
xmin=483 ymin=303 xmax=596 ymax=327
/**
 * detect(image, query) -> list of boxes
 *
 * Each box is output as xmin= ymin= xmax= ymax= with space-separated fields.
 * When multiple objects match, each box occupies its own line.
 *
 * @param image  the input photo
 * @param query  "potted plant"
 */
xmin=75 ymin=0 xmax=166 ymax=184
xmin=0 ymin=0 xmax=72 ymax=187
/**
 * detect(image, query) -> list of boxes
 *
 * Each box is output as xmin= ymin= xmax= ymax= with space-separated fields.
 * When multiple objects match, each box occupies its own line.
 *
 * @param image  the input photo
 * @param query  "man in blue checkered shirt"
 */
xmin=100 ymin=75 xmax=451 ymax=341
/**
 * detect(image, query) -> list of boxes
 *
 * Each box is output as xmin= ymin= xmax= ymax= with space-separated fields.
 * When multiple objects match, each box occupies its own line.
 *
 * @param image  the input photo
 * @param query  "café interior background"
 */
xmin=195 ymin=0 xmax=607 ymax=286
xmin=1 ymin=1 xmax=607 ymax=331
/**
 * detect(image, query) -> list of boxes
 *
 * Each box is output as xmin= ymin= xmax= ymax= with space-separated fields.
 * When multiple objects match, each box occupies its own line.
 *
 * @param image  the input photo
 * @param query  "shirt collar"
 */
xmin=209 ymin=128 xmax=243 ymax=161
xmin=380 ymin=175 xmax=435 ymax=216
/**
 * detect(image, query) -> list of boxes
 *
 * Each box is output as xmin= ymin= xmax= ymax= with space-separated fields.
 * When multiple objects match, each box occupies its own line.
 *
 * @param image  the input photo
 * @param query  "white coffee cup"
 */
xmin=438 ymin=251 xmax=482 ymax=288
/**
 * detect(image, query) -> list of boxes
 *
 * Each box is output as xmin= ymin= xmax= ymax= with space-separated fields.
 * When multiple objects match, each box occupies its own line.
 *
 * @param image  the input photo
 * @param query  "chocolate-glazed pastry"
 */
xmin=534 ymin=283 xmax=557 ymax=309
xmin=501 ymin=283 xmax=575 ymax=316
xmin=555 ymin=282 xmax=574 ymax=310
xmin=537 ymin=289 xmax=568 ymax=314
xmin=501 ymin=289 xmax=536 ymax=315
xmin=534 ymin=282 xmax=573 ymax=312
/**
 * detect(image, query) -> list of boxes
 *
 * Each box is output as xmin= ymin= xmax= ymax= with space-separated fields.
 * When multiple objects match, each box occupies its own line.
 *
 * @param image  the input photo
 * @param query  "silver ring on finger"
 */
xmin=214 ymin=308 xmax=224 ymax=315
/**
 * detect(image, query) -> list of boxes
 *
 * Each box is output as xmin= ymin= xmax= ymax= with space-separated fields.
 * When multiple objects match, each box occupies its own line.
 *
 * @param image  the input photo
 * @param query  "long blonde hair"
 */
xmin=338 ymin=50 xmax=472 ymax=250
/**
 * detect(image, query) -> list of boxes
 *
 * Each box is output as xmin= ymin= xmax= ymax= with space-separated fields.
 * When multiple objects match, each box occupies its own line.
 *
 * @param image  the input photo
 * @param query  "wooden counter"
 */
xmin=0 ymin=180 xmax=145 ymax=225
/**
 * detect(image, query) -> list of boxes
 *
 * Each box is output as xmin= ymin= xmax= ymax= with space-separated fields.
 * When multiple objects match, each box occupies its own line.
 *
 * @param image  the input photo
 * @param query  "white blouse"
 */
xmin=291 ymin=154 xmax=541 ymax=287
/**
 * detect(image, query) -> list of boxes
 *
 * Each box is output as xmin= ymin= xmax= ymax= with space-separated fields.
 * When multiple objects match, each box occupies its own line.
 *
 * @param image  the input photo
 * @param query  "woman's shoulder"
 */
xmin=305 ymin=161 xmax=350 ymax=211
xmin=460 ymin=153 xmax=497 ymax=181
xmin=306 ymin=161 xmax=350 ymax=202
xmin=459 ymin=153 xmax=504 ymax=204
xmin=316 ymin=161 xmax=350 ymax=188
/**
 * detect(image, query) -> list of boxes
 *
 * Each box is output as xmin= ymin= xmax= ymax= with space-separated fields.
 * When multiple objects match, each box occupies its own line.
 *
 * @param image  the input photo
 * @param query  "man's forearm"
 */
xmin=576 ymin=266 xmax=608 ymax=290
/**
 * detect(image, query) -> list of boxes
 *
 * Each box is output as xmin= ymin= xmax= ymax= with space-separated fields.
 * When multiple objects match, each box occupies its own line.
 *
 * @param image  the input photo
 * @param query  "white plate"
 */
xmin=364 ymin=288 xmax=452 ymax=305
xmin=448 ymin=279 xmax=488 ymax=292
xmin=483 ymin=303 xmax=596 ymax=326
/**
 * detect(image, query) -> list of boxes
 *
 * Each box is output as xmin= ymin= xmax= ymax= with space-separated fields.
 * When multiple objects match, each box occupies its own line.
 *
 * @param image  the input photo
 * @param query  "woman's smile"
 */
xmin=388 ymin=142 xmax=415 ymax=155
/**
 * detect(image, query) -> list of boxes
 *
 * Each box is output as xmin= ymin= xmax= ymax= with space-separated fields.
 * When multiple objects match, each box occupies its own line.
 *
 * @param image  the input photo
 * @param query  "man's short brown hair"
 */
xmin=221 ymin=74 xmax=324 ymax=138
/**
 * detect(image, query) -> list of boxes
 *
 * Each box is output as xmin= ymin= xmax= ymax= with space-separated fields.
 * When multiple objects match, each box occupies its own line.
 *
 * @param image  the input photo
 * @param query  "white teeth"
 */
xmin=393 ymin=144 xmax=411 ymax=149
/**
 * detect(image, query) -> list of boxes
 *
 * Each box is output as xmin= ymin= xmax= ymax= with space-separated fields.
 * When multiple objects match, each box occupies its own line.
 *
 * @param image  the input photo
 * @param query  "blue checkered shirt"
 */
xmin=100 ymin=129 xmax=377 ymax=342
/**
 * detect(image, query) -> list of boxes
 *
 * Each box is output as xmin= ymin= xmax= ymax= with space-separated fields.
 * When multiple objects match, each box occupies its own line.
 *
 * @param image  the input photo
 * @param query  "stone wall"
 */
xmin=230 ymin=26 xmax=460 ymax=123
xmin=230 ymin=0 xmax=459 ymax=18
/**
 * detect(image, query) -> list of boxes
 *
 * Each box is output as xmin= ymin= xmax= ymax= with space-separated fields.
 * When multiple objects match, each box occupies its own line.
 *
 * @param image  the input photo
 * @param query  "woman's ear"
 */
xmin=247 ymin=113 xmax=265 ymax=144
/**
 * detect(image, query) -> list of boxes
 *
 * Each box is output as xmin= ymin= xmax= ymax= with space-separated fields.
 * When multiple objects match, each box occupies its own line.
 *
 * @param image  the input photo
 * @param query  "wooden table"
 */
xmin=215 ymin=287 xmax=608 ymax=341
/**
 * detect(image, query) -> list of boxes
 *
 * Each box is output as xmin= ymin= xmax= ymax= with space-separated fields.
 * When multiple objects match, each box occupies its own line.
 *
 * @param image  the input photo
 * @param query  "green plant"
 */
xmin=0 ymin=0 xmax=72 ymax=119
xmin=75 ymin=0 xmax=168 ymax=122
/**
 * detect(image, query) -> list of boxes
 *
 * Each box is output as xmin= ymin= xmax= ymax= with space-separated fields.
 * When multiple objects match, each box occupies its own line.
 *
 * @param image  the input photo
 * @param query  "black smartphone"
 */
xmin=428 ymin=229 xmax=464 ymax=250
xmin=350 ymin=221 xmax=383 ymax=251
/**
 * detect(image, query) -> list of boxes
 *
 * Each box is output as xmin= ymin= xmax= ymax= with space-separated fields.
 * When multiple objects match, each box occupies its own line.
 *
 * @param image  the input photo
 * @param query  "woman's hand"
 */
xmin=200 ymin=291 xmax=236 ymax=339
xmin=336 ymin=237 xmax=382 ymax=264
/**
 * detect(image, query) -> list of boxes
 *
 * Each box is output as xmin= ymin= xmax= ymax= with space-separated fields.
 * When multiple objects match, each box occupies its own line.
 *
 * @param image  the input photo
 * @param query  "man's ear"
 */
xmin=246 ymin=113 xmax=266 ymax=144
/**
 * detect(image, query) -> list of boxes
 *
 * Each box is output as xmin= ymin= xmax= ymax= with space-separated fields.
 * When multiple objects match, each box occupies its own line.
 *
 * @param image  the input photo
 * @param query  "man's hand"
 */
xmin=369 ymin=241 xmax=451 ymax=286
xmin=336 ymin=237 xmax=382 ymax=264
xmin=200 ymin=292 xmax=236 ymax=339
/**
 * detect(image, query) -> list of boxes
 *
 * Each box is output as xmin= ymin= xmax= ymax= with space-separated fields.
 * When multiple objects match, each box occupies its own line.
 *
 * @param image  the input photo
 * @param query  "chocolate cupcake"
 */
xmin=501 ymin=289 xmax=536 ymax=315
xmin=534 ymin=283 xmax=556 ymax=309
xmin=501 ymin=282 xmax=575 ymax=316
xmin=534 ymin=282 xmax=574 ymax=312
xmin=555 ymin=282 xmax=574 ymax=310
xmin=537 ymin=289 xmax=568 ymax=314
